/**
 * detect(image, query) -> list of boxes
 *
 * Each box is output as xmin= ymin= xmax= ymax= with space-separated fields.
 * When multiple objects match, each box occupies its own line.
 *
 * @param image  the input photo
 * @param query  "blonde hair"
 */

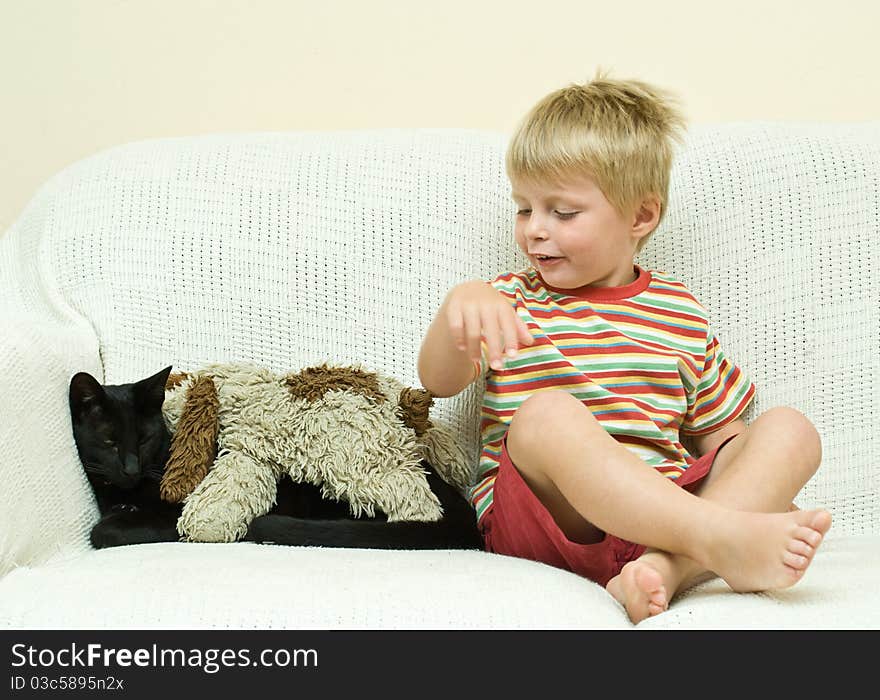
xmin=506 ymin=68 xmax=687 ymax=253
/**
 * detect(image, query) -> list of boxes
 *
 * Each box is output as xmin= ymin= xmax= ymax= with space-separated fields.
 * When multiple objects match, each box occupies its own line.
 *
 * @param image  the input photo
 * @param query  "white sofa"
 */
xmin=1 ymin=124 xmax=878 ymax=629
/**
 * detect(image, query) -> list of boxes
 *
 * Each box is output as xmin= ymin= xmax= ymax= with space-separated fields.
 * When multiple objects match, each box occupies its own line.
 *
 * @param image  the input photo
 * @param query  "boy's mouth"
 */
xmin=532 ymin=254 xmax=564 ymax=267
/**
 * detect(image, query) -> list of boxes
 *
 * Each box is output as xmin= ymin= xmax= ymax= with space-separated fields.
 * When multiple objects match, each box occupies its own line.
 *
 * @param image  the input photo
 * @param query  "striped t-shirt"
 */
xmin=469 ymin=264 xmax=756 ymax=526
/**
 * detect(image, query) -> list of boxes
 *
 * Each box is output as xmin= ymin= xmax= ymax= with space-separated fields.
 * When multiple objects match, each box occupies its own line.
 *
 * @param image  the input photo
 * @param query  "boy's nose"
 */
xmin=525 ymin=220 xmax=549 ymax=240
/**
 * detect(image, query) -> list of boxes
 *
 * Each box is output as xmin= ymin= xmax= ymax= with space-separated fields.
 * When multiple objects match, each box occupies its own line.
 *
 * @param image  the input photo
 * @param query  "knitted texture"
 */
xmin=0 ymin=544 xmax=629 ymax=629
xmin=638 ymin=123 xmax=880 ymax=534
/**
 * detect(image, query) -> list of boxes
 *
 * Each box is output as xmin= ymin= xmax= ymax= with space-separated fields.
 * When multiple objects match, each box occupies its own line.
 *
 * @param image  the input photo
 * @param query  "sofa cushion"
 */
xmin=0 ymin=543 xmax=629 ymax=629
xmin=1 ymin=533 xmax=873 ymax=630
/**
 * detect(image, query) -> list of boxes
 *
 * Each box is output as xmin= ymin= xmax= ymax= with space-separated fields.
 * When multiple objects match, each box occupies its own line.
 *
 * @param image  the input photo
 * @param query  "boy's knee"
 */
xmin=508 ymin=391 xmax=588 ymax=454
xmin=510 ymin=391 xmax=583 ymax=434
xmin=762 ymin=406 xmax=823 ymax=471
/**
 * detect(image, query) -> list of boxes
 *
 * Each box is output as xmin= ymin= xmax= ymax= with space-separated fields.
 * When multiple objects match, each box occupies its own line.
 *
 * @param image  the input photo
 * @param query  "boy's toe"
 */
xmin=794 ymin=526 xmax=822 ymax=548
xmin=783 ymin=551 xmax=808 ymax=569
xmin=810 ymin=510 xmax=832 ymax=535
xmin=787 ymin=539 xmax=813 ymax=557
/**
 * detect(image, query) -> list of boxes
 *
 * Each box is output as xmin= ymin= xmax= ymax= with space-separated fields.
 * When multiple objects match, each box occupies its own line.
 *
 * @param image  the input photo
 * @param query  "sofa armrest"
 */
xmin=0 ymin=312 xmax=103 ymax=577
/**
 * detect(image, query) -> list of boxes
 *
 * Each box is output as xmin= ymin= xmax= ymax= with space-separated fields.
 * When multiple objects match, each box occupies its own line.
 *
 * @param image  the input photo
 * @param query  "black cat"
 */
xmin=69 ymin=367 xmax=482 ymax=550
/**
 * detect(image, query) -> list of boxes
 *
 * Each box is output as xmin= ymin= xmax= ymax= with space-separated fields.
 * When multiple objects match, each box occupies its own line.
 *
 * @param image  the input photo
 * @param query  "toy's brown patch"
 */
xmin=166 ymin=372 xmax=190 ymax=390
xmin=160 ymin=375 xmax=219 ymax=503
xmin=284 ymin=365 xmax=385 ymax=404
xmin=397 ymin=388 xmax=434 ymax=436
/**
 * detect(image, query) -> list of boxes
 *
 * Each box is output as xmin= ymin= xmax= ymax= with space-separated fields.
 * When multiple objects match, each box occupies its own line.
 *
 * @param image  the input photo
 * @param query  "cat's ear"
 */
xmin=135 ymin=366 xmax=173 ymax=412
xmin=69 ymin=372 xmax=107 ymax=419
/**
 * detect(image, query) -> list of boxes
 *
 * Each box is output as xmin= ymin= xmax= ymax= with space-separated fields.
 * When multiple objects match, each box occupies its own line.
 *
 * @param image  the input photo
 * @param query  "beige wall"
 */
xmin=2 ymin=0 xmax=878 ymax=233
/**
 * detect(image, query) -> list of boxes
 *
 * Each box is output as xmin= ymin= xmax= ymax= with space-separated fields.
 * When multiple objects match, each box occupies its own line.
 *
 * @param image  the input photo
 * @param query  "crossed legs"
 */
xmin=504 ymin=391 xmax=832 ymax=624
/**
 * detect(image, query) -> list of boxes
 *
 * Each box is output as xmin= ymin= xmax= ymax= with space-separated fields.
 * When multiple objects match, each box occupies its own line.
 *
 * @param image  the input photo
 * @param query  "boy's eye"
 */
xmin=516 ymin=209 xmax=531 ymax=216
xmin=555 ymin=211 xmax=579 ymax=219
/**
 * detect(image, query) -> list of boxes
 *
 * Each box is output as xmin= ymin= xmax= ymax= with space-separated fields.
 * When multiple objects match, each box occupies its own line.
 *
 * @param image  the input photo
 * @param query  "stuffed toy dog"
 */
xmin=158 ymin=362 xmax=473 ymax=543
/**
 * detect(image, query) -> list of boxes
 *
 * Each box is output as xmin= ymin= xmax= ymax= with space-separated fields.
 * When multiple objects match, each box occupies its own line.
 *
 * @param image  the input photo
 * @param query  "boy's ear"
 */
xmin=632 ymin=195 xmax=661 ymax=235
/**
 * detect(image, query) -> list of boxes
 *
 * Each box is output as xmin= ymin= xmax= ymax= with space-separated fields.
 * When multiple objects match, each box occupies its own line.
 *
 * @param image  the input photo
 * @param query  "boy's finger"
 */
xmin=517 ymin=316 xmax=535 ymax=345
xmin=480 ymin=309 xmax=504 ymax=371
xmin=463 ymin=305 xmax=483 ymax=362
xmin=499 ymin=308 xmax=521 ymax=359
xmin=445 ymin=301 xmax=466 ymax=351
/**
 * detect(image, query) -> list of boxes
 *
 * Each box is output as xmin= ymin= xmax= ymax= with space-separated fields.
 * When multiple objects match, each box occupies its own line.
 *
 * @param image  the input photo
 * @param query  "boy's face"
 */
xmin=510 ymin=175 xmax=655 ymax=290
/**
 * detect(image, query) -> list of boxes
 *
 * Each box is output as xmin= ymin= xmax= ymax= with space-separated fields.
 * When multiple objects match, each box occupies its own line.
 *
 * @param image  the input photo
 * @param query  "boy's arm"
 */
xmin=417 ymin=302 xmax=478 ymax=398
xmin=692 ymin=418 xmax=747 ymax=457
xmin=418 ymin=280 xmax=534 ymax=398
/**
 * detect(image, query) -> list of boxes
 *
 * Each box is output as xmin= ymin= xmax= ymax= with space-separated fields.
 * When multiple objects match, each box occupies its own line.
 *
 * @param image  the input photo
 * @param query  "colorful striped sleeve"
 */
xmin=682 ymin=326 xmax=756 ymax=435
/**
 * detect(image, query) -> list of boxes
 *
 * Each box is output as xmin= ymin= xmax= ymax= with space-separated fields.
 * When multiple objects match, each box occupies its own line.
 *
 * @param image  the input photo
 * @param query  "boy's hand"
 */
xmin=444 ymin=281 xmax=534 ymax=371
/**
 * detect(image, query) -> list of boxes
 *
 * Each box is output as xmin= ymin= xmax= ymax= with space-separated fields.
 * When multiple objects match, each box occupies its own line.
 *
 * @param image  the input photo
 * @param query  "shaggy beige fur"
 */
xmin=159 ymin=362 xmax=472 ymax=543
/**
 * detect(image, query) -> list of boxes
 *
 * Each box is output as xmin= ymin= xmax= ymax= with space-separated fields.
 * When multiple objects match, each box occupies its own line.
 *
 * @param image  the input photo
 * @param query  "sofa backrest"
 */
xmin=4 ymin=124 xmax=879 ymax=535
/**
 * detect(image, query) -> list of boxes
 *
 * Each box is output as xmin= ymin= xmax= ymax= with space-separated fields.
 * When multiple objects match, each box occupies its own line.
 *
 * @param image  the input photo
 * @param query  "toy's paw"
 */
xmin=176 ymin=447 xmax=277 ymax=542
xmin=178 ymin=511 xmax=249 ymax=543
xmin=359 ymin=465 xmax=444 ymax=523
xmin=178 ymin=496 xmax=259 ymax=543
xmin=383 ymin=493 xmax=443 ymax=522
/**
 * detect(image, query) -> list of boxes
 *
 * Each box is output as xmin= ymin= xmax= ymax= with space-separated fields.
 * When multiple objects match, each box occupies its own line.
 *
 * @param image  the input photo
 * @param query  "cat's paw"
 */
xmin=90 ymin=517 xmax=132 ymax=548
xmin=89 ymin=510 xmax=180 ymax=548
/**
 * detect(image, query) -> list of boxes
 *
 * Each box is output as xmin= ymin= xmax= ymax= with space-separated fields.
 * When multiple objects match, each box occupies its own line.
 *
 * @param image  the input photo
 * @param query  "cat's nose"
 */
xmin=122 ymin=455 xmax=140 ymax=478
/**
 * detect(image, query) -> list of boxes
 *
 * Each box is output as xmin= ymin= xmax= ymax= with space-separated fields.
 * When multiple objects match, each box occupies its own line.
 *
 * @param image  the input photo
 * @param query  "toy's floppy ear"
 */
xmin=160 ymin=375 xmax=219 ymax=503
xmin=397 ymin=387 xmax=434 ymax=436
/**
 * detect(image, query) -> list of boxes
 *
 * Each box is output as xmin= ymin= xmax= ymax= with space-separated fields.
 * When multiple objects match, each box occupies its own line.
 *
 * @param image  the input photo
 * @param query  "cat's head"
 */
xmin=69 ymin=366 xmax=173 ymax=489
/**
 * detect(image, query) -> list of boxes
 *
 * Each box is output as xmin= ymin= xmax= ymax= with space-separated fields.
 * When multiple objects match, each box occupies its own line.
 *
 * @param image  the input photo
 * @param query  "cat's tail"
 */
xmin=245 ymin=514 xmax=483 ymax=550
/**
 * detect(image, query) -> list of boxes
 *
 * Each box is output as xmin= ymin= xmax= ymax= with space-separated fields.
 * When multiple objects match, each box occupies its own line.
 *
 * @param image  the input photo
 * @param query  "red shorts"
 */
xmin=479 ymin=434 xmax=741 ymax=588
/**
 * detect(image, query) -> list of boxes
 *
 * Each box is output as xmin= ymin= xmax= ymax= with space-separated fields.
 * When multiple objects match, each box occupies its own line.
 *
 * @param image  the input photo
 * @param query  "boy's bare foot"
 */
xmin=606 ymin=556 xmax=670 ymax=624
xmin=607 ymin=508 xmax=831 ymax=624
xmin=706 ymin=508 xmax=832 ymax=593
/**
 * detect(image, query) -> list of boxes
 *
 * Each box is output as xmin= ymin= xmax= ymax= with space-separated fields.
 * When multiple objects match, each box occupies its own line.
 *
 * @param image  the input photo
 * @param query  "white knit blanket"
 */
xmin=1 ymin=124 xmax=878 ymax=628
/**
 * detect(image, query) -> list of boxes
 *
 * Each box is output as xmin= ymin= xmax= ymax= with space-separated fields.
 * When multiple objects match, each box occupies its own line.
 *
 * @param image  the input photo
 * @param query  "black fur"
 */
xmin=69 ymin=366 xmax=182 ymax=548
xmin=69 ymin=367 xmax=482 ymax=550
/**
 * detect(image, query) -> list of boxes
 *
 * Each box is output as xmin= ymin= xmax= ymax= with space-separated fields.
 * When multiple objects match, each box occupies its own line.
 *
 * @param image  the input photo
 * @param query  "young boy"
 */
xmin=417 ymin=71 xmax=832 ymax=624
